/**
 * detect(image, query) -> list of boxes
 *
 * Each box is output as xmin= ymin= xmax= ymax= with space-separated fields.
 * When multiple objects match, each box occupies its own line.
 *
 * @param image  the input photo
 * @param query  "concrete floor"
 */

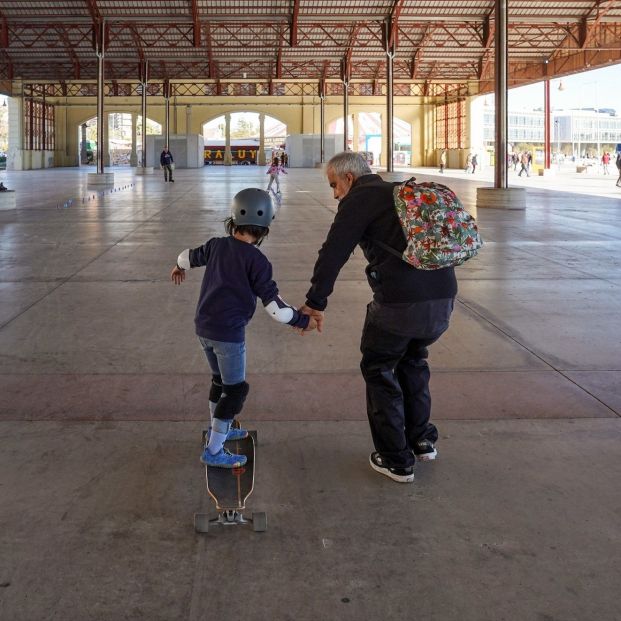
xmin=0 ymin=163 xmax=620 ymax=620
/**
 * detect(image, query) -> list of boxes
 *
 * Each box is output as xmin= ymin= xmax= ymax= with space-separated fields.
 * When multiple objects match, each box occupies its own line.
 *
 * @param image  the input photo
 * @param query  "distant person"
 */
xmin=615 ymin=152 xmax=621 ymax=187
xmin=471 ymin=153 xmax=478 ymax=174
xmin=464 ymin=153 xmax=472 ymax=173
xmin=170 ymin=189 xmax=314 ymax=468
xmin=439 ymin=149 xmax=447 ymax=174
xmin=512 ymin=152 xmax=519 ymax=171
xmin=160 ymin=146 xmax=174 ymax=182
xmin=266 ymin=156 xmax=287 ymax=194
xmin=518 ymin=152 xmax=530 ymax=177
xmin=602 ymin=152 xmax=611 ymax=175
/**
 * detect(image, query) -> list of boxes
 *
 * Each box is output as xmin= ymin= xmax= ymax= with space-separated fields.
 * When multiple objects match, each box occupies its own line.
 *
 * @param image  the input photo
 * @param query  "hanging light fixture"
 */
xmin=557 ymin=80 xmax=565 ymax=92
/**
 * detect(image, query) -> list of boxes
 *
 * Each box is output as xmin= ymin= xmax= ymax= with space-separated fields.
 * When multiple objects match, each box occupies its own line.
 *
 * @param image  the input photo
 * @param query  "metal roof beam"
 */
xmin=204 ymin=21 xmax=217 ymax=80
xmin=290 ymin=0 xmax=300 ymax=47
xmin=84 ymin=0 xmax=101 ymax=24
xmin=191 ymin=0 xmax=200 ymax=47
xmin=6 ymin=15 xmax=621 ymax=26
xmin=0 ymin=17 xmax=8 ymax=49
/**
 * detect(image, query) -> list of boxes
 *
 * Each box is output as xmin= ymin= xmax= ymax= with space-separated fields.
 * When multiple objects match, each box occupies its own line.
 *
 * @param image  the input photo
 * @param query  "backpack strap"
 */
xmin=361 ymin=177 xmax=416 ymax=261
xmin=364 ymin=236 xmax=403 ymax=260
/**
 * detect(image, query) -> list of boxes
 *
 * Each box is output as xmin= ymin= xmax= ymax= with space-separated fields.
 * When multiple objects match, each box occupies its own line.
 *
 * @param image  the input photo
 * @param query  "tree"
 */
xmin=231 ymin=117 xmax=258 ymax=138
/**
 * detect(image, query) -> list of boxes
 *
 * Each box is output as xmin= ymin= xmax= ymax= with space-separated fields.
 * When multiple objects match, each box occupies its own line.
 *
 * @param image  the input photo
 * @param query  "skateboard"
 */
xmin=194 ymin=429 xmax=267 ymax=533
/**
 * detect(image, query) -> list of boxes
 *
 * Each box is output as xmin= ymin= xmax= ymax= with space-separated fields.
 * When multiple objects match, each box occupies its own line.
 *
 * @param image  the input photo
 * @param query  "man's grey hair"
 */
xmin=327 ymin=151 xmax=372 ymax=178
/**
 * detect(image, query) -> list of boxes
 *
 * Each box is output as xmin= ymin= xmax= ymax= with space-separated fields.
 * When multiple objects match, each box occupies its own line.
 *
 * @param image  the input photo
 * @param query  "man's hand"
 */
xmin=299 ymin=305 xmax=324 ymax=333
xmin=293 ymin=314 xmax=318 ymax=336
xmin=171 ymin=266 xmax=185 ymax=285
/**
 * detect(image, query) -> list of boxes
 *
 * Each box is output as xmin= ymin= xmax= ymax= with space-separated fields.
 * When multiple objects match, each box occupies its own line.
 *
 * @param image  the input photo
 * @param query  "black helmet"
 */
xmin=231 ymin=188 xmax=275 ymax=228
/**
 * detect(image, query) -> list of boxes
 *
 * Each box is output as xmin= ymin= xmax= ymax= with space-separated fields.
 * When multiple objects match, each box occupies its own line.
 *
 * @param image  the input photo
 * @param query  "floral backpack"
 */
xmin=372 ymin=177 xmax=483 ymax=270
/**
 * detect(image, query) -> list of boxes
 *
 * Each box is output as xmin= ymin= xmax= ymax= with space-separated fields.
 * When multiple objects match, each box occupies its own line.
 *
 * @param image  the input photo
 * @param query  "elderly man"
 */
xmin=301 ymin=152 xmax=457 ymax=483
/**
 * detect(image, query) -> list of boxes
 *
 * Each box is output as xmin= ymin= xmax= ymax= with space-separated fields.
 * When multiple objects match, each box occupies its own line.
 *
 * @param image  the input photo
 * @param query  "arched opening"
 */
xmin=202 ymin=112 xmax=287 ymax=165
xmin=78 ymin=113 xmax=161 ymax=167
xmin=328 ymin=112 xmax=412 ymax=167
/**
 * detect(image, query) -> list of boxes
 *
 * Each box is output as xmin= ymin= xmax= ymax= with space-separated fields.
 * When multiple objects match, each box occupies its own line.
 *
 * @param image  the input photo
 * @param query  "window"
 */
xmin=24 ymin=98 xmax=55 ymax=151
xmin=435 ymin=99 xmax=466 ymax=149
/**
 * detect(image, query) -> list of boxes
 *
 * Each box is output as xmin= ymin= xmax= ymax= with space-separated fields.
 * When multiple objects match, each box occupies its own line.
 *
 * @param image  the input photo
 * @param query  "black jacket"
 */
xmin=305 ymin=174 xmax=457 ymax=311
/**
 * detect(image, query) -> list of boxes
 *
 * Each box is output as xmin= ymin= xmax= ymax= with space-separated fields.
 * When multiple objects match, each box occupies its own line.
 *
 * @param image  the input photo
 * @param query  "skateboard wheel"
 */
xmin=194 ymin=513 xmax=209 ymax=533
xmin=252 ymin=512 xmax=267 ymax=532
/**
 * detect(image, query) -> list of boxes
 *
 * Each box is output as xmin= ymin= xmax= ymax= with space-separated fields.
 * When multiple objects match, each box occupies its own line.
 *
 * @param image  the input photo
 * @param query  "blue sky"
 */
xmin=508 ymin=63 xmax=621 ymax=112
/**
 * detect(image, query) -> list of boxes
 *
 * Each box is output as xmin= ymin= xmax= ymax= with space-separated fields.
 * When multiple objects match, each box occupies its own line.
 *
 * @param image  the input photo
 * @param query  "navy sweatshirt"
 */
xmin=188 ymin=236 xmax=309 ymax=342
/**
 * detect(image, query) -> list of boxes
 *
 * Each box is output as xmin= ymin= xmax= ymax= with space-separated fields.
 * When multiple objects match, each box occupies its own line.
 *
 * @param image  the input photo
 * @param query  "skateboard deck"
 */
xmin=206 ymin=432 xmax=255 ymax=511
xmin=195 ymin=430 xmax=267 ymax=532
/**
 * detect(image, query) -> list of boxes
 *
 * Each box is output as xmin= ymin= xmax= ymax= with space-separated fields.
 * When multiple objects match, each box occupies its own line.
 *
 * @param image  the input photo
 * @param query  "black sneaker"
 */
xmin=413 ymin=439 xmax=437 ymax=461
xmin=369 ymin=452 xmax=414 ymax=483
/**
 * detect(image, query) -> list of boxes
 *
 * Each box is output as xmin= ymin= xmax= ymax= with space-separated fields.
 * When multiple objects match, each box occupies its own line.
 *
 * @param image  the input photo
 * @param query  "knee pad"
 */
xmin=209 ymin=375 xmax=223 ymax=403
xmin=214 ymin=381 xmax=250 ymax=420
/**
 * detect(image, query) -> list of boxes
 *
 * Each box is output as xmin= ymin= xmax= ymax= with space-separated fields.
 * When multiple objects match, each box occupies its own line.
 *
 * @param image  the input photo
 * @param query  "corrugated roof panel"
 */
xmin=2 ymin=1 xmax=619 ymax=84
xmin=1 ymin=0 xmax=90 ymax=17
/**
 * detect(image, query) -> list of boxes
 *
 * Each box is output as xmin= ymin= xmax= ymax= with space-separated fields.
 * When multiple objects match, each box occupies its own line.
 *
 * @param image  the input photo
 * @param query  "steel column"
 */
xmin=96 ymin=22 xmax=105 ymax=175
xmin=164 ymin=81 xmax=170 ymax=147
xmin=494 ymin=0 xmax=508 ymax=189
xmin=141 ymin=60 xmax=148 ymax=167
xmin=319 ymin=81 xmax=325 ymax=163
xmin=343 ymin=81 xmax=349 ymax=151
xmin=320 ymin=97 xmax=325 ymax=162
xmin=386 ymin=51 xmax=394 ymax=172
xmin=544 ymin=79 xmax=551 ymax=169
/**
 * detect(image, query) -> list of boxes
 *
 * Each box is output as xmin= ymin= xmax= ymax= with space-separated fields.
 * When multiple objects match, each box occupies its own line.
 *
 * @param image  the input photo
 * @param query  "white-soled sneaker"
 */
xmin=413 ymin=439 xmax=437 ymax=461
xmin=369 ymin=452 xmax=414 ymax=483
xmin=200 ymin=447 xmax=247 ymax=469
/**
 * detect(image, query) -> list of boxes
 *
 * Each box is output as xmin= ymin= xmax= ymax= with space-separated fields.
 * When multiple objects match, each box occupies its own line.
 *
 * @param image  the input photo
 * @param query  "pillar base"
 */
xmin=135 ymin=167 xmax=155 ymax=175
xmin=476 ymin=187 xmax=526 ymax=210
xmin=0 ymin=190 xmax=16 ymax=210
xmin=87 ymin=172 xmax=115 ymax=185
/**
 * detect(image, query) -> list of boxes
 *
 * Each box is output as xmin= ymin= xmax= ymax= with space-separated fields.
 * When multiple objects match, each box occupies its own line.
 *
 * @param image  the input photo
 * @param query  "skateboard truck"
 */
xmin=194 ymin=509 xmax=267 ymax=532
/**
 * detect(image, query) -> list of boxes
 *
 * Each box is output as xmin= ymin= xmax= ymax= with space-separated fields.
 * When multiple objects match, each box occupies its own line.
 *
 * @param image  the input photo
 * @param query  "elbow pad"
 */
xmin=264 ymin=297 xmax=294 ymax=324
xmin=177 ymin=249 xmax=191 ymax=270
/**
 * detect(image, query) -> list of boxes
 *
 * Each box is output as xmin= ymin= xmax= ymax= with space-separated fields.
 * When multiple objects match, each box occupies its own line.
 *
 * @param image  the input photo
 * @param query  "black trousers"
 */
xmin=360 ymin=300 xmax=452 ymax=468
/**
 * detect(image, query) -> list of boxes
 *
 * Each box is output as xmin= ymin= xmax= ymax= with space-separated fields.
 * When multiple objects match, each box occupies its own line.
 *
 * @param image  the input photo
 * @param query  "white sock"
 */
xmin=208 ymin=401 xmax=217 ymax=422
xmin=207 ymin=418 xmax=230 ymax=455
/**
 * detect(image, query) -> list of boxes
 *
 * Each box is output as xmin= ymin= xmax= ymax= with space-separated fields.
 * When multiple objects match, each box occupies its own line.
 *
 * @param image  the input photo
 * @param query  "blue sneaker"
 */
xmin=205 ymin=426 xmax=249 ymax=442
xmin=200 ymin=447 xmax=247 ymax=469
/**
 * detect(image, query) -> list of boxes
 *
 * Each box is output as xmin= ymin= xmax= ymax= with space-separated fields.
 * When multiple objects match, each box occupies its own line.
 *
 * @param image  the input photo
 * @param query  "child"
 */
xmin=266 ymin=157 xmax=287 ymax=194
xmin=171 ymin=188 xmax=314 ymax=468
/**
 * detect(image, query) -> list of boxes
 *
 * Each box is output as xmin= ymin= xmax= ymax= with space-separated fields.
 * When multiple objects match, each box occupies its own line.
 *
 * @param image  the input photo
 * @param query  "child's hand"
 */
xmin=305 ymin=316 xmax=318 ymax=332
xmin=293 ymin=314 xmax=318 ymax=336
xmin=171 ymin=266 xmax=185 ymax=285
